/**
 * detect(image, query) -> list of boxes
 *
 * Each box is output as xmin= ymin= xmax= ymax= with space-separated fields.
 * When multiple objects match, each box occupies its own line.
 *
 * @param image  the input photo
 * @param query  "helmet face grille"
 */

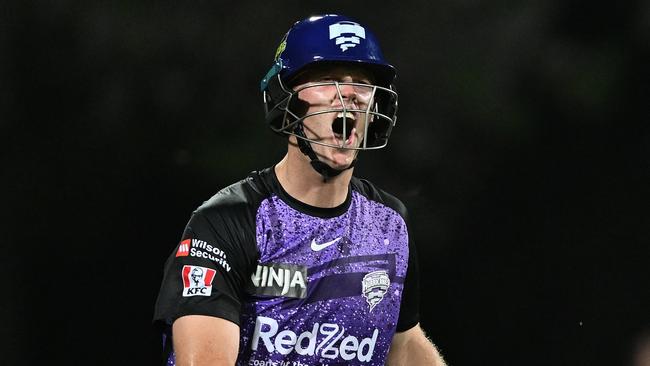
xmin=267 ymin=77 xmax=398 ymax=151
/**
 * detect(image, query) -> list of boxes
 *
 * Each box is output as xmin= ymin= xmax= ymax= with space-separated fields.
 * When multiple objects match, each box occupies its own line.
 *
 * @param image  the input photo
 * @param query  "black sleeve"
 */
xmin=395 ymin=218 xmax=421 ymax=332
xmin=153 ymin=208 xmax=257 ymax=327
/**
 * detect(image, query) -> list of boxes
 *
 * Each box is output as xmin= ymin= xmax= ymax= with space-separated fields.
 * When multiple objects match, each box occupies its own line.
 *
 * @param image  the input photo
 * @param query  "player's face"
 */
xmin=291 ymin=66 xmax=375 ymax=169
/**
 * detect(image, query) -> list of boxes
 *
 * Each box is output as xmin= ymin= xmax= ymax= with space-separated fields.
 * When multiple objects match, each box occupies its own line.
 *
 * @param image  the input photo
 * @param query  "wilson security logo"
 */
xmin=252 ymin=316 xmax=379 ymax=362
xmin=329 ymin=21 xmax=366 ymax=52
xmin=249 ymin=263 xmax=307 ymax=299
xmin=176 ymin=239 xmax=191 ymax=256
xmin=175 ymin=238 xmax=231 ymax=272
xmin=362 ymin=270 xmax=390 ymax=311
xmin=181 ymin=265 xmax=216 ymax=297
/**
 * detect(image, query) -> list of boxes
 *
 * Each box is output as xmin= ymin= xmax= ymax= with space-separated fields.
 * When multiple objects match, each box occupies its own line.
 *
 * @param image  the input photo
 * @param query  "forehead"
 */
xmin=291 ymin=63 xmax=375 ymax=84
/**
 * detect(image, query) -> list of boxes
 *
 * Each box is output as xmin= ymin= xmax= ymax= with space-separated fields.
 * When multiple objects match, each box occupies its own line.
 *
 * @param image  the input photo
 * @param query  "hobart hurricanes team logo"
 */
xmin=362 ymin=270 xmax=390 ymax=311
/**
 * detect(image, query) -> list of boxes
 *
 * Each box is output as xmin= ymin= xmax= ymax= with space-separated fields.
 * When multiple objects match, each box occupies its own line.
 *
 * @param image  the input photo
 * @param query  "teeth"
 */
xmin=336 ymin=112 xmax=355 ymax=120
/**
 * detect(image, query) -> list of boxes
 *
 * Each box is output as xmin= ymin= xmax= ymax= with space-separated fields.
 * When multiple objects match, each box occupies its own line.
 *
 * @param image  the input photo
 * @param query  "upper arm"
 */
xmin=387 ymin=324 xmax=446 ymax=366
xmin=173 ymin=315 xmax=240 ymax=366
xmin=154 ymin=210 xmax=254 ymax=325
xmin=153 ymin=204 xmax=259 ymax=364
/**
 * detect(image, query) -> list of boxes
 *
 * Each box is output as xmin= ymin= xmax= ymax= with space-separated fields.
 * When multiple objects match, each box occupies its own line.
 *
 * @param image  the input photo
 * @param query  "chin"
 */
xmin=328 ymin=152 xmax=356 ymax=169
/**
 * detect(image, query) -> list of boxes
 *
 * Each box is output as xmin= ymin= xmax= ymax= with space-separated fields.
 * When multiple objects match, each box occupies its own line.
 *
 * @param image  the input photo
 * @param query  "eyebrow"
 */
xmin=313 ymin=73 xmax=374 ymax=84
xmin=291 ymin=66 xmax=375 ymax=86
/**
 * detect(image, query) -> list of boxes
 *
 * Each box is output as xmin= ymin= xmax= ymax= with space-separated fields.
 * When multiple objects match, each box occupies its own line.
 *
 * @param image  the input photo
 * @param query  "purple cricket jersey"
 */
xmin=154 ymin=167 xmax=420 ymax=366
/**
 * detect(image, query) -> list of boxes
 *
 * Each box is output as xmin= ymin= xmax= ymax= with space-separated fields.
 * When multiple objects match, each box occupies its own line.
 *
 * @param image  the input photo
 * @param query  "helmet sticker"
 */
xmin=329 ymin=21 xmax=366 ymax=52
xmin=274 ymin=34 xmax=288 ymax=61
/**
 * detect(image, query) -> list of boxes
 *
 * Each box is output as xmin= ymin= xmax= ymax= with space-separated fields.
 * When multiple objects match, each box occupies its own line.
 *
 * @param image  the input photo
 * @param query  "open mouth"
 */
xmin=332 ymin=112 xmax=356 ymax=146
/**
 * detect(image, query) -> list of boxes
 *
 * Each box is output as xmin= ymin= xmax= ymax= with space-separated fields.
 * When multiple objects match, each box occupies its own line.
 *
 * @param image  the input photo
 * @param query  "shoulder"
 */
xmin=350 ymin=176 xmax=409 ymax=221
xmin=195 ymin=168 xmax=275 ymax=219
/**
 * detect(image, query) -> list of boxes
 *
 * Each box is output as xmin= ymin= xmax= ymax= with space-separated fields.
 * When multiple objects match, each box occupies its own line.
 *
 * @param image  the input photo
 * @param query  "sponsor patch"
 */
xmin=175 ymin=238 xmax=231 ymax=272
xmin=181 ymin=265 xmax=216 ymax=297
xmin=362 ymin=270 xmax=390 ymax=311
xmin=252 ymin=316 xmax=379 ymax=362
xmin=249 ymin=263 xmax=308 ymax=298
xmin=310 ymin=237 xmax=342 ymax=252
xmin=176 ymin=239 xmax=190 ymax=257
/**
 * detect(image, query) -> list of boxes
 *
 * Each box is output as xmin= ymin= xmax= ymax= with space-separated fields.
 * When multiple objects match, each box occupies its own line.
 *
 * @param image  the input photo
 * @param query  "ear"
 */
xmin=263 ymin=75 xmax=291 ymax=133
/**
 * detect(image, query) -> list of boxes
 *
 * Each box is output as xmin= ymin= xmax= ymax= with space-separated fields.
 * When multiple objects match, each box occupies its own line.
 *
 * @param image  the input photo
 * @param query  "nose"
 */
xmin=338 ymin=83 xmax=356 ymax=101
xmin=337 ymin=76 xmax=357 ymax=103
xmin=335 ymin=79 xmax=373 ymax=109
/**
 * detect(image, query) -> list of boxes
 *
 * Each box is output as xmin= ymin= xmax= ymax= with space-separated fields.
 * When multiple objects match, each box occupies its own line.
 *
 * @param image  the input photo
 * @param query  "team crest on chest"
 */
xmin=362 ymin=270 xmax=390 ymax=311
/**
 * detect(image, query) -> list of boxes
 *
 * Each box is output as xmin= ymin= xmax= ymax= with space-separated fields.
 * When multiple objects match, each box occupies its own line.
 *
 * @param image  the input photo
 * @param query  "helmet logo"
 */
xmin=274 ymin=34 xmax=288 ymax=60
xmin=329 ymin=21 xmax=366 ymax=52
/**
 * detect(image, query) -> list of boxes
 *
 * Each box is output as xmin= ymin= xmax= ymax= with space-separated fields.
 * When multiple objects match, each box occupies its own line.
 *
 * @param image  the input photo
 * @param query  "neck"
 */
xmin=275 ymin=146 xmax=352 ymax=209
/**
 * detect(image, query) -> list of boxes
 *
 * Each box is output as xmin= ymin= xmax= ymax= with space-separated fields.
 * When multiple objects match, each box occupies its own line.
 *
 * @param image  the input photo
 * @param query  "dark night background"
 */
xmin=2 ymin=1 xmax=649 ymax=365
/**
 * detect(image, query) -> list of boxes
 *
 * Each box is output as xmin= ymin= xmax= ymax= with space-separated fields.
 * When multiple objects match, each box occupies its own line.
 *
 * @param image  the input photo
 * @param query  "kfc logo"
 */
xmin=181 ymin=265 xmax=216 ymax=297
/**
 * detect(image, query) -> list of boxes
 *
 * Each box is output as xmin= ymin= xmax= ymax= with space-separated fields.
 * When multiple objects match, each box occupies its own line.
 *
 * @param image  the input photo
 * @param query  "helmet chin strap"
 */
xmin=293 ymin=123 xmax=356 ymax=182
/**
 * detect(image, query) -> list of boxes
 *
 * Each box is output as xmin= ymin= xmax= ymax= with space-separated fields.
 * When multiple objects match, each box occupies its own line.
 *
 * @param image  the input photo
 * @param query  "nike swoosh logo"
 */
xmin=310 ymin=237 xmax=342 ymax=251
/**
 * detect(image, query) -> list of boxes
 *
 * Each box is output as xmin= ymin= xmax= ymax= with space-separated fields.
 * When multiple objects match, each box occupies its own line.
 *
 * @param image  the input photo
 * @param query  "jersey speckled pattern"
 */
xmin=154 ymin=166 xmax=420 ymax=366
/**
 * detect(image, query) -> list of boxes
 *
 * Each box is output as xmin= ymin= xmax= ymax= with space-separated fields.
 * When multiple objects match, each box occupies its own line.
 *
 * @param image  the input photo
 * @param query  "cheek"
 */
xmin=298 ymin=88 xmax=335 ymax=106
xmin=302 ymin=112 xmax=332 ymax=133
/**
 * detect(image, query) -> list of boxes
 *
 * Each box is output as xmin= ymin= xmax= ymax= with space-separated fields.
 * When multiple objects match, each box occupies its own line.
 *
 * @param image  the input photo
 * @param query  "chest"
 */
xmin=254 ymin=193 xmax=408 ymax=266
xmin=247 ymin=193 xmax=409 ymax=309
xmin=237 ymin=193 xmax=410 ymax=364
